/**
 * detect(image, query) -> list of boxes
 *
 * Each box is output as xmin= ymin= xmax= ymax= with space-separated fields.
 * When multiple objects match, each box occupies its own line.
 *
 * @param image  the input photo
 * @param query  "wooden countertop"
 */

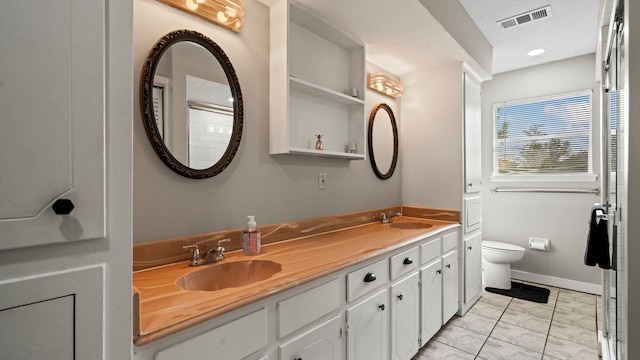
xmin=133 ymin=217 xmax=459 ymax=345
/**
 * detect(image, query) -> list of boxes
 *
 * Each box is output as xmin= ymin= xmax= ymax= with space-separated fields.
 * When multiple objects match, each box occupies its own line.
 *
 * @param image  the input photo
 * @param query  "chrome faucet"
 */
xmin=380 ymin=211 xmax=402 ymax=224
xmin=183 ymin=239 xmax=231 ymax=266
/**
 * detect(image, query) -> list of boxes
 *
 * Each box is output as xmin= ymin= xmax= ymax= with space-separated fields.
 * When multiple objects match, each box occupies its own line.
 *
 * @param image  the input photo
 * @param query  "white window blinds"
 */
xmin=493 ymin=91 xmax=592 ymax=175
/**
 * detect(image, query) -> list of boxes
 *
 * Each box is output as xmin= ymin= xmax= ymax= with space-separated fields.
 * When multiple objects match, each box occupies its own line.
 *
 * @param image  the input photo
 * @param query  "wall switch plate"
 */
xmin=318 ymin=172 xmax=327 ymax=190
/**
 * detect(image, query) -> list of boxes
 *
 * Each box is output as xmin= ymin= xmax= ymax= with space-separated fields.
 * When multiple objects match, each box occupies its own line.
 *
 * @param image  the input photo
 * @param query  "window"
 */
xmin=493 ymin=91 xmax=593 ymax=177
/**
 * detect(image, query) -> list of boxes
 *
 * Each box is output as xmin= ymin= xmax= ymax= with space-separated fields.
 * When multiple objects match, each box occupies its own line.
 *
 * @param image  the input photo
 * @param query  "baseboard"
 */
xmin=510 ymin=270 xmax=602 ymax=295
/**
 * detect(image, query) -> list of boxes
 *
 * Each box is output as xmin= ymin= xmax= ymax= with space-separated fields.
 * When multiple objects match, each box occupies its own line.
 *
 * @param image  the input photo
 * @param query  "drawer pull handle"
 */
xmin=403 ymin=257 xmax=413 ymax=265
xmin=295 ymin=358 xmax=302 ymax=360
xmin=364 ymin=272 xmax=377 ymax=283
xmin=378 ymin=304 xmax=385 ymax=311
xmin=52 ymin=199 xmax=75 ymax=215
xmin=446 ymin=264 xmax=451 ymax=269
xmin=436 ymin=269 xmax=442 ymax=274
xmin=397 ymin=294 xmax=403 ymax=300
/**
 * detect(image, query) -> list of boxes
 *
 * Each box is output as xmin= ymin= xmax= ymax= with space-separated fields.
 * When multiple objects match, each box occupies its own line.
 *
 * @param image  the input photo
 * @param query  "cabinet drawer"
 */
xmin=279 ymin=315 xmax=342 ymax=360
xmin=156 ymin=308 xmax=266 ymax=359
xmin=277 ymin=278 xmax=340 ymax=338
xmin=390 ymin=247 xmax=419 ymax=280
xmin=442 ymin=231 xmax=458 ymax=253
xmin=420 ymin=237 xmax=441 ymax=265
xmin=347 ymin=259 xmax=388 ymax=302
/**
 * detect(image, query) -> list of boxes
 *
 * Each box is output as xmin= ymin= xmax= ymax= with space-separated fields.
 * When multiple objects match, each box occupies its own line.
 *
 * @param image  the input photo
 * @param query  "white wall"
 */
xmin=133 ymin=0 xmax=401 ymax=243
xmin=481 ymin=54 xmax=601 ymax=287
xmin=401 ymin=63 xmax=464 ymax=210
xmin=623 ymin=0 xmax=640 ymax=357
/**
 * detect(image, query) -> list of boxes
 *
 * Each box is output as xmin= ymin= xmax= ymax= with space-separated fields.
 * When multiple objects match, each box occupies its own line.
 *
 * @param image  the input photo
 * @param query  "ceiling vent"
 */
xmin=496 ymin=5 xmax=552 ymax=30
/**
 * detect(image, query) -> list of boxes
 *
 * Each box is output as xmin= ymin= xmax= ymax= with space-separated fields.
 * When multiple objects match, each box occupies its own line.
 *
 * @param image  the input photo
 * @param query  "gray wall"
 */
xmin=133 ymin=0 xmax=401 ymax=243
xmin=481 ymin=54 xmax=602 ymax=286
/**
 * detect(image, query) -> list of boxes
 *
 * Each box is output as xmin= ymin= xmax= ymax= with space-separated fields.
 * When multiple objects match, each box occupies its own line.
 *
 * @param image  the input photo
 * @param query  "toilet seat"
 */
xmin=482 ymin=240 xmax=524 ymax=252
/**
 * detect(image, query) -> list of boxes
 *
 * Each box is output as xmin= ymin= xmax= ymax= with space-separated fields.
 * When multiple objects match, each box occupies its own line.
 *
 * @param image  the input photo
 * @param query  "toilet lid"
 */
xmin=482 ymin=240 xmax=524 ymax=251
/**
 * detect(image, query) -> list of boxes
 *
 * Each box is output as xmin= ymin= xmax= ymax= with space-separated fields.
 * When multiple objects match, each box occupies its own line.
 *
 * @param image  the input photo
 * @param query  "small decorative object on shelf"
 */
xmin=315 ymin=135 xmax=324 ymax=150
xmin=349 ymin=142 xmax=357 ymax=153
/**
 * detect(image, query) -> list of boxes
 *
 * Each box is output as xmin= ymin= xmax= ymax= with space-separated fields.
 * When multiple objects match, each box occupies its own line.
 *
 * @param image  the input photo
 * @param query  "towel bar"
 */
xmin=490 ymin=187 xmax=601 ymax=195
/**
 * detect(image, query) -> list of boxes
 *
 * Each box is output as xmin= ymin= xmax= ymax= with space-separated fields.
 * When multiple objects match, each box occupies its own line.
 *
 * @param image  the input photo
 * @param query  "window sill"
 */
xmin=490 ymin=174 xmax=599 ymax=183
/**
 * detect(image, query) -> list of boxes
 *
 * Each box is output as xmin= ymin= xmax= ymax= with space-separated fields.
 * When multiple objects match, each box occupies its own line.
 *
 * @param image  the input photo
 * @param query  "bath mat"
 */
xmin=485 ymin=282 xmax=550 ymax=303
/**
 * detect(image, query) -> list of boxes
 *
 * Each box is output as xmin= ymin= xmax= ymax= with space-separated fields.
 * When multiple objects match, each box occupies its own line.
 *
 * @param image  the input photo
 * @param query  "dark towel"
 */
xmin=584 ymin=205 xmax=611 ymax=269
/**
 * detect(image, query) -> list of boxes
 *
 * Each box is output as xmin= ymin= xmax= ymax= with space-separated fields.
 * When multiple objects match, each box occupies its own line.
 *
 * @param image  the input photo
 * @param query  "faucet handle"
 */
xmin=216 ymin=238 xmax=231 ymax=247
xmin=182 ymin=245 xmax=201 ymax=266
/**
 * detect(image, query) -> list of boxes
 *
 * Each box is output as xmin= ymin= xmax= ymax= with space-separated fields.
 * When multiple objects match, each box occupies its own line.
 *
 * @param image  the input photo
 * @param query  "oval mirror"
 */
xmin=140 ymin=29 xmax=243 ymax=179
xmin=368 ymin=103 xmax=398 ymax=179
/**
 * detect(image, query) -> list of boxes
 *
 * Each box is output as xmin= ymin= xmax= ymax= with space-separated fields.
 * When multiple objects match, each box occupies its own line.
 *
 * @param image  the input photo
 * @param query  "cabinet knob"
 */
xmin=468 ymin=246 xmax=473 ymax=250
xmin=378 ymin=304 xmax=385 ymax=311
xmin=397 ymin=294 xmax=403 ymax=300
xmin=446 ymin=264 xmax=451 ymax=269
xmin=403 ymin=257 xmax=413 ymax=265
xmin=436 ymin=269 xmax=442 ymax=274
xmin=52 ymin=199 xmax=75 ymax=215
xmin=295 ymin=358 xmax=302 ymax=360
xmin=364 ymin=272 xmax=377 ymax=283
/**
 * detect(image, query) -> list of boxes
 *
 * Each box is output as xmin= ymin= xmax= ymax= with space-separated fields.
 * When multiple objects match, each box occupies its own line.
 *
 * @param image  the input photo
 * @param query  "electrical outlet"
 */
xmin=318 ymin=172 xmax=327 ymax=190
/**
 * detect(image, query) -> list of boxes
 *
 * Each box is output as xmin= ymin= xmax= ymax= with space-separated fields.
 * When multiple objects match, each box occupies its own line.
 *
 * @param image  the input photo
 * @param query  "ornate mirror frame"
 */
xmin=367 ymin=103 xmax=399 ymax=180
xmin=140 ymin=29 xmax=243 ymax=179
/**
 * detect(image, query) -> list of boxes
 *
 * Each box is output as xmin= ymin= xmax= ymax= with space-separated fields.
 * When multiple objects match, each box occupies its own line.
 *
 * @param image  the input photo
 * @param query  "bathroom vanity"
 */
xmin=132 ymin=213 xmax=464 ymax=360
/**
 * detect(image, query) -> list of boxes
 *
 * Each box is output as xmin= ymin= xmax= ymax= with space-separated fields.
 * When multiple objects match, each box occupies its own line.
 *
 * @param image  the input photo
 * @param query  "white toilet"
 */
xmin=481 ymin=240 xmax=526 ymax=290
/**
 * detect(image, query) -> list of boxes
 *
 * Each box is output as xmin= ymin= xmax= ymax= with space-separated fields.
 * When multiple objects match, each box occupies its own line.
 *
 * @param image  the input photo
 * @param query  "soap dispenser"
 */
xmin=243 ymin=215 xmax=261 ymax=255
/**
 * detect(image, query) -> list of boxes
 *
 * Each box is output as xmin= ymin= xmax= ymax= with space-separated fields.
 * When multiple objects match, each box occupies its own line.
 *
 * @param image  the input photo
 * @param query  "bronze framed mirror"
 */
xmin=140 ymin=29 xmax=243 ymax=179
xmin=368 ymin=103 xmax=399 ymax=179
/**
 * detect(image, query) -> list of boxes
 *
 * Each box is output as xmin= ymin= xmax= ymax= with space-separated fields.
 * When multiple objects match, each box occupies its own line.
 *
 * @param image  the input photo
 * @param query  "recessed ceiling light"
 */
xmin=527 ymin=48 xmax=546 ymax=56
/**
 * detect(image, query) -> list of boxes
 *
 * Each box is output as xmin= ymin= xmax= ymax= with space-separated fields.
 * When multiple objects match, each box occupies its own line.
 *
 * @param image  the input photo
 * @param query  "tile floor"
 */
xmin=413 ymin=281 xmax=602 ymax=360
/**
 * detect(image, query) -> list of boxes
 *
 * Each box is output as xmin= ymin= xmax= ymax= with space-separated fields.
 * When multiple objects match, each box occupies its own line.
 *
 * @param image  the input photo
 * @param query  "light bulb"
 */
xmin=186 ymin=0 xmax=200 ymax=10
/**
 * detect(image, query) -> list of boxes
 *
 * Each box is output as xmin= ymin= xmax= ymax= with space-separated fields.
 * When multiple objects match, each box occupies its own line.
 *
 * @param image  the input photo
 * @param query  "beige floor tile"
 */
xmin=491 ymin=321 xmax=547 ymax=353
xmin=555 ymin=298 xmax=597 ymax=317
xmin=478 ymin=338 xmax=542 ymax=360
xmin=557 ymin=289 xmax=596 ymax=305
xmin=500 ymin=308 xmax=551 ymax=334
xmin=448 ymin=312 xmax=498 ymax=336
xmin=412 ymin=341 xmax=475 ymax=360
xmin=508 ymin=299 xmax=555 ymax=319
xmin=544 ymin=336 xmax=599 ymax=359
xmin=552 ymin=307 xmax=597 ymax=331
xmin=468 ymin=301 xmax=507 ymax=320
xmin=479 ymin=291 xmax=512 ymax=309
xmin=548 ymin=320 xmax=599 ymax=348
xmin=432 ymin=324 xmax=487 ymax=355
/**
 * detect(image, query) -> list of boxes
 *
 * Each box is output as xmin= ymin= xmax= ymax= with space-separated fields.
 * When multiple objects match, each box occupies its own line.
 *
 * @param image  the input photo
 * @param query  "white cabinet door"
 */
xmin=464 ymin=71 xmax=482 ymax=193
xmin=0 ymin=0 xmax=105 ymax=250
xmin=465 ymin=234 xmax=483 ymax=303
xmin=420 ymin=260 xmax=442 ymax=344
xmin=279 ymin=315 xmax=342 ymax=360
xmin=0 ymin=295 xmax=74 ymax=359
xmin=347 ymin=288 xmax=389 ymax=360
xmin=442 ymin=251 xmax=459 ymax=323
xmin=391 ymin=273 xmax=420 ymax=360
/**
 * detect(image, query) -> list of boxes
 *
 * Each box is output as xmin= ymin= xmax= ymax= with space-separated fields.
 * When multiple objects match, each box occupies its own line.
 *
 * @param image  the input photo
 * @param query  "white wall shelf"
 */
xmin=289 ymin=76 xmax=365 ymax=105
xmin=268 ymin=0 xmax=366 ymax=159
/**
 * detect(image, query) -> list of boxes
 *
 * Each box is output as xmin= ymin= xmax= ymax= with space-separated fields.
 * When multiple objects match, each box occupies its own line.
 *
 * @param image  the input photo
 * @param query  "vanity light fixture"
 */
xmin=367 ymin=73 xmax=403 ymax=98
xmin=158 ymin=0 xmax=244 ymax=32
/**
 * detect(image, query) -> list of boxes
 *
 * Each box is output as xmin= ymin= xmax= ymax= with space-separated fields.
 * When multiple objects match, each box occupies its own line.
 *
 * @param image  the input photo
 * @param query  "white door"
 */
xmin=465 ymin=234 xmax=483 ymax=303
xmin=420 ymin=260 xmax=442 ymax=344
xmin=391 ymin=273 xmax=420 ymax=360
xmin=0 ymin=0 xmax=105 ymax=250
xmin=347 ymin=289 xmax=389 ymax=360
xmin=279 ymin=315 xmax=342 ymax=360
xmin=442 ymin=251 xmax=459 ymax=322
